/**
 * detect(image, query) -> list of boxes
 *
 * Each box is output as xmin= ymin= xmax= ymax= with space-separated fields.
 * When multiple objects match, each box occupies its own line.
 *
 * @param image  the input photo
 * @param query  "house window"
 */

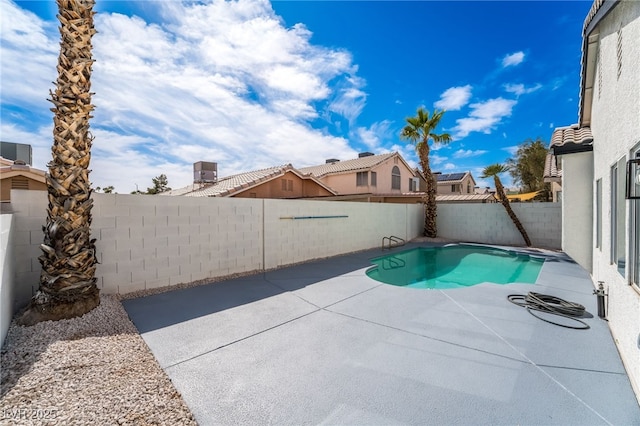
xmin=632 ymin=145 xmax=640 ymax=288
xmin=596 ymin=179 xmax=602 ymax=250
xmin=611 ymin=159 xmax=626 ymax=276
xmin=391 ymin=166 xmax=401 ymax=190
xmin=371 ymin=171 xmax=377 ymax=187
xmin=467 ymin=182 xmax=471 ymax=194
xmin=356 ymin=171 xmax=368 ymax=187
xmin=409 ymin=178 xmax=419 ymax=192
xmin=281 ymin=179 xmax=293 ymax=192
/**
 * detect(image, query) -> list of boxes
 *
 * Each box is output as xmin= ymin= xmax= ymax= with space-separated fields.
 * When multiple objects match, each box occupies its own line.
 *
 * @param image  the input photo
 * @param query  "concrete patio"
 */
xmin=122 ymin=242 xmax=640 ymax=425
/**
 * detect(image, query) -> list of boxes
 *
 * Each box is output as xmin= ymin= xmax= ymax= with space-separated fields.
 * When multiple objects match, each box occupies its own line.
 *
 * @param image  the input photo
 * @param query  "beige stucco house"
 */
xmin=555 ymin=0 xmax=640 ymax=400
xmin=298 ymin=152 xmax=425 ymax=203
xmin=435 ymin=172 xmax=476 ymax=195
xmin=0 ymin=157 xmax=46 ymax=205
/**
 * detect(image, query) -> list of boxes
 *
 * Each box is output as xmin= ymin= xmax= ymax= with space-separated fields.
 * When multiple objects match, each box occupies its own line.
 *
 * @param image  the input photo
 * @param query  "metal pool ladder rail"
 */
xmin=382 ymin=235 xmax=406 ymax=250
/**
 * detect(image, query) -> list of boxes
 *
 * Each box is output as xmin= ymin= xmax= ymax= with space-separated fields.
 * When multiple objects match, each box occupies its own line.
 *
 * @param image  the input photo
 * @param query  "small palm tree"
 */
xmin=19 ymin=0 xmax=99 ymax=325
xmin=481 ymin=164 xmax=532 ymax=247
xmin=401 ymin=107 xmax=451 ymax=237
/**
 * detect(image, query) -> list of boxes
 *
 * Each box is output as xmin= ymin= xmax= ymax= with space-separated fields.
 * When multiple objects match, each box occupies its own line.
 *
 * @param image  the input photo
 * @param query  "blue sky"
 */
xmin=1 ymin=0 xmax=592 ymax=192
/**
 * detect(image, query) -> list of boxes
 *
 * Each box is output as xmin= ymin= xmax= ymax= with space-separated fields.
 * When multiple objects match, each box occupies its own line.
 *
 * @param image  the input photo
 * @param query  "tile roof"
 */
xmin=550 ymin=124 xmax=593 ymax=155
xmin=298 ymin=152 xmax=396 ymax=178
xmin=436 ymin=172 xmax=467 ymax=183
xmin=543 ymin=153 xmax=562 ymax=182
xmin=163 ymin=164 xmax=296 ymax=197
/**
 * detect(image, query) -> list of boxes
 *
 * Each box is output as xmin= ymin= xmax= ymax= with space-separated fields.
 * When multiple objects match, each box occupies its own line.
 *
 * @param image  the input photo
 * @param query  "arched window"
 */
xmin=391 ymin=166 xmax=401 ymax=190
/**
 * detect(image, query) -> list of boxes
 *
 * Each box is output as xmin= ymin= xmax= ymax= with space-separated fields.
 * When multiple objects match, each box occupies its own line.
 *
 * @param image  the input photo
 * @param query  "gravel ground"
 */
xmin=0 ymin=295 xmax=196 ymax=425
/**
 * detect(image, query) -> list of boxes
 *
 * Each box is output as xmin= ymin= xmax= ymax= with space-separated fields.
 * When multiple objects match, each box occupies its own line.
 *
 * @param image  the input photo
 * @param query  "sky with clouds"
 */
xmin=1 ymin=0 xmax=592 ymax=192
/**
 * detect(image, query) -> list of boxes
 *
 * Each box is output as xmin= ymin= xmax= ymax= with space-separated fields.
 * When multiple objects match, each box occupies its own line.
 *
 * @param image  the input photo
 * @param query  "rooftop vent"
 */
xmin=194 ymin=161 xmax=217 ymax=184
xmin=358 ymin=152 xmax=374 ymax=158
xmin=326 ymin=158 xmax=340 ymax=164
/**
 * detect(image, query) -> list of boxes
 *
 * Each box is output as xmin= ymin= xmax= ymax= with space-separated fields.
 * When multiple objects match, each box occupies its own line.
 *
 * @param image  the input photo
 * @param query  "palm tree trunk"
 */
xmin=494 ymin=176 xmax=532 ymax=247
xmin=19 ymin=0 xmax=99 ymax=326
xmin=418 ymin=142 xmax=437 ymax=238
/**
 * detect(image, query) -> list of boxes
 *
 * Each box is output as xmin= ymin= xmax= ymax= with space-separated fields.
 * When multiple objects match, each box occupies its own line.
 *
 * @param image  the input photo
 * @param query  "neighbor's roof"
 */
xmin=0 ymin=156 xmax=46 ymax=182
xmin=550 ymin=124 xmax=593 ymax=155
xmin=435 ymin=172 xmax=474 ymax=184
xmin=436 ymin=194 xmax=496 ymax=203
xmin=543 ymin=153 xmax=562 ymax=182
xmin=298 ymin=152 xmax=399 ymax=178
xmin=163 ymin=164 xmax=336 ymax=197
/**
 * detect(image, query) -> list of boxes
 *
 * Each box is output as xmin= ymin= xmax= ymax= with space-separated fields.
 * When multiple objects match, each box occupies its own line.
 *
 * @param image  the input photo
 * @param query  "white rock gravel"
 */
xmin=0 ymin=295 xmax=196 ymax=425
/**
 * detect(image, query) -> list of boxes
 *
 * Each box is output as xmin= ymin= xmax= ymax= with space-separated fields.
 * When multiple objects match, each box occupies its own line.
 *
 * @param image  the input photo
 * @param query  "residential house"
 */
xmin=435 ymin=172 xmax=476 ymax=195
xmin=298 ymin=152 xmax=425 ymax=203
xmin=164 ymin=163 xmax=336 ymax=199
xmin=0 ymin=157 xmax=46 ymax=205
xmin=556 ymin=0 xmax=639 ymax=399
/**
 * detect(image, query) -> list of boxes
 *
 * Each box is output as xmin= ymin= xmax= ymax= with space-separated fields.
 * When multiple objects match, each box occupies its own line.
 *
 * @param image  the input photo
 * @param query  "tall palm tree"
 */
xmin=401 ymin=107 xmax=451 ymax=237
xmin=19 ymin=0 xmax=99 ymax=325
xmin=481 ymin=164 xmax=532 ymax=247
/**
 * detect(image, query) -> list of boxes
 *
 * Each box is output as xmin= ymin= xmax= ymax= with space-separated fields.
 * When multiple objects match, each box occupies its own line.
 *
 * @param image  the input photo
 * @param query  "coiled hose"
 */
xmin=507 ymin=292 xmax=590 ymax=330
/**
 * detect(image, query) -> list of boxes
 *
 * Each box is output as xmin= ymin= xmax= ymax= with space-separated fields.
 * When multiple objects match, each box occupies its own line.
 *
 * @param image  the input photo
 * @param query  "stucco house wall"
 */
xmin=588 ymin=0 xmax=640 ymax=399
xmin=561 ymin=151 xmax=593 ymax=272
xmin=232 ymin=170 xmax=333 ymax=199
xmin=318 ymin=155 xmax=417 ymax=195
xmin=437 ymin=174 xmax=475 ymax=195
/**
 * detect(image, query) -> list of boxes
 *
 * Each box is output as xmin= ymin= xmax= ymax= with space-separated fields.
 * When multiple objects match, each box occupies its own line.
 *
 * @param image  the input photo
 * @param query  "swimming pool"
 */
xmin=366 ymin=245 xmax=544 ymax=289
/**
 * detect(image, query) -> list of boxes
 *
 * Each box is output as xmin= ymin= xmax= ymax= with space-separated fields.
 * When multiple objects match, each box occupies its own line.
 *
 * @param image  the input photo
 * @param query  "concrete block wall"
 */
xmin=7 ymin=191 xmax=424 ymax=311
xmin=1 ymin=213 xmax=15 ymax=348
xmin=436 ymin=203 xmax=561 ymax=249
xmin=264 ymin=200 xmax=422 ymax=268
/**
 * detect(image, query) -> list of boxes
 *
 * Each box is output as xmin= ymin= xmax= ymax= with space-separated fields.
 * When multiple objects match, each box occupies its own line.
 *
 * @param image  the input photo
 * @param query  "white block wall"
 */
xmin=6 ymin=190 xmax=424 ymax=312
xmin=1 ymin=213 xmax=15 ymax=348
xmin=436 ymin=203 xmax=561 ymax=249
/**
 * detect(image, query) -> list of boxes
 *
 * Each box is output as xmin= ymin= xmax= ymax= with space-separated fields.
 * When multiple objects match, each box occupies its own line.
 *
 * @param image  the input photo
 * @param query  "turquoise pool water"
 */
xmin=366 ymin=245 xmax=544 ymax=289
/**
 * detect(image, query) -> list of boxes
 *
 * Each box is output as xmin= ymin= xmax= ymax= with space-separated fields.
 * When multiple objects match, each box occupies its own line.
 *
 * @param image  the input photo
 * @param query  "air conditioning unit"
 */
xmin=194 ymin=161 xmax=217 ymax=183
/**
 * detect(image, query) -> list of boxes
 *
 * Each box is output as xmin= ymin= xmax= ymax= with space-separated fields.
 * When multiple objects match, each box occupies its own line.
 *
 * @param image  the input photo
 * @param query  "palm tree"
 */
xmin=401 ymin=107 xmax=451 ymax=237
xmin=19 ymin=0 xmax=99 ymax=325
xmin=481 ymin=164 xmax=532 ymax=247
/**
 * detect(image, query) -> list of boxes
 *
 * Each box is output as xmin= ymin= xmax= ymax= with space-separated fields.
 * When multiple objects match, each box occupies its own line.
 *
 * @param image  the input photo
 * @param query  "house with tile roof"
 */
xmin=434 ymin=171 xmax=476 ymax=196
xmin=0 ymin=157 xmax=46 ymax=206
xmin=554 ymin=0 xmax=640 ymax=399
xmin=298 ymin=152 xmax=425 ymax=203
xmin=163 ymin=164 xmax=336 ymax=199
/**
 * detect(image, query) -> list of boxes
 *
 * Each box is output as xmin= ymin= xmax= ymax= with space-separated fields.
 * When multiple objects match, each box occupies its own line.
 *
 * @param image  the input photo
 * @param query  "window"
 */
xmin=281 ymin=179 xmax=293 ymax=192
xmin=371 ymin=171 xmax=377 ymax=187
xmin=391 ymin=166 xmax=401 ymax=190
xmin=467 ymin=182 xmax=471 ymax=194
xmin=596 ymin=179 xmax=602 ymax=250
xmin=409 ymin=177 xmax=419 ymax=192
xmin=632 ymin=145 xmax=640 ymax=288
xmin=356 ymin=171 xmax=368 ymax=187
xmin=611 ymin=159 xmax=626 ymax=276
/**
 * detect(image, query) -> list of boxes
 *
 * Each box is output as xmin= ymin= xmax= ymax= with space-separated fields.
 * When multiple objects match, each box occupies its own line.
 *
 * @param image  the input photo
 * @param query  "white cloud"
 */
xmin=434 ymin=85 xmax=472 ymax=111
xmin=502 ymin=145 xmax=519 ymax=156
xmin=442 ymin=163 xmax=456 ymax=171
xmin=453 ymin=149 xmax=487 ymax=159
xmin=502 ymin=51 xmax=525 ymax=67
xmin=1 ymin=0 xmax=366 ymax=192
xmin=430 ymin=154 xmax=448 ymax=166
xmin=451 ymin=98 xmax=517 ymax=139
xmin=355 ymin=120 xmax=392 ymax=150
xmin=504 ymin=83 xmax=542 ymax=96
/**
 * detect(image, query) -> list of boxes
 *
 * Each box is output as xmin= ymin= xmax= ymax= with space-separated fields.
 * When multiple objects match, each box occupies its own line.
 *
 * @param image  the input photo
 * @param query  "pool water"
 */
xmin=366 ymin=245 xmax=544 ymax=289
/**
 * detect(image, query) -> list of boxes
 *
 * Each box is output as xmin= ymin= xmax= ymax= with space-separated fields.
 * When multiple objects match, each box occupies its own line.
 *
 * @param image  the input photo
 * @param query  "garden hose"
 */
xmin=507 ymin=292 xmax=590 ymax=330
